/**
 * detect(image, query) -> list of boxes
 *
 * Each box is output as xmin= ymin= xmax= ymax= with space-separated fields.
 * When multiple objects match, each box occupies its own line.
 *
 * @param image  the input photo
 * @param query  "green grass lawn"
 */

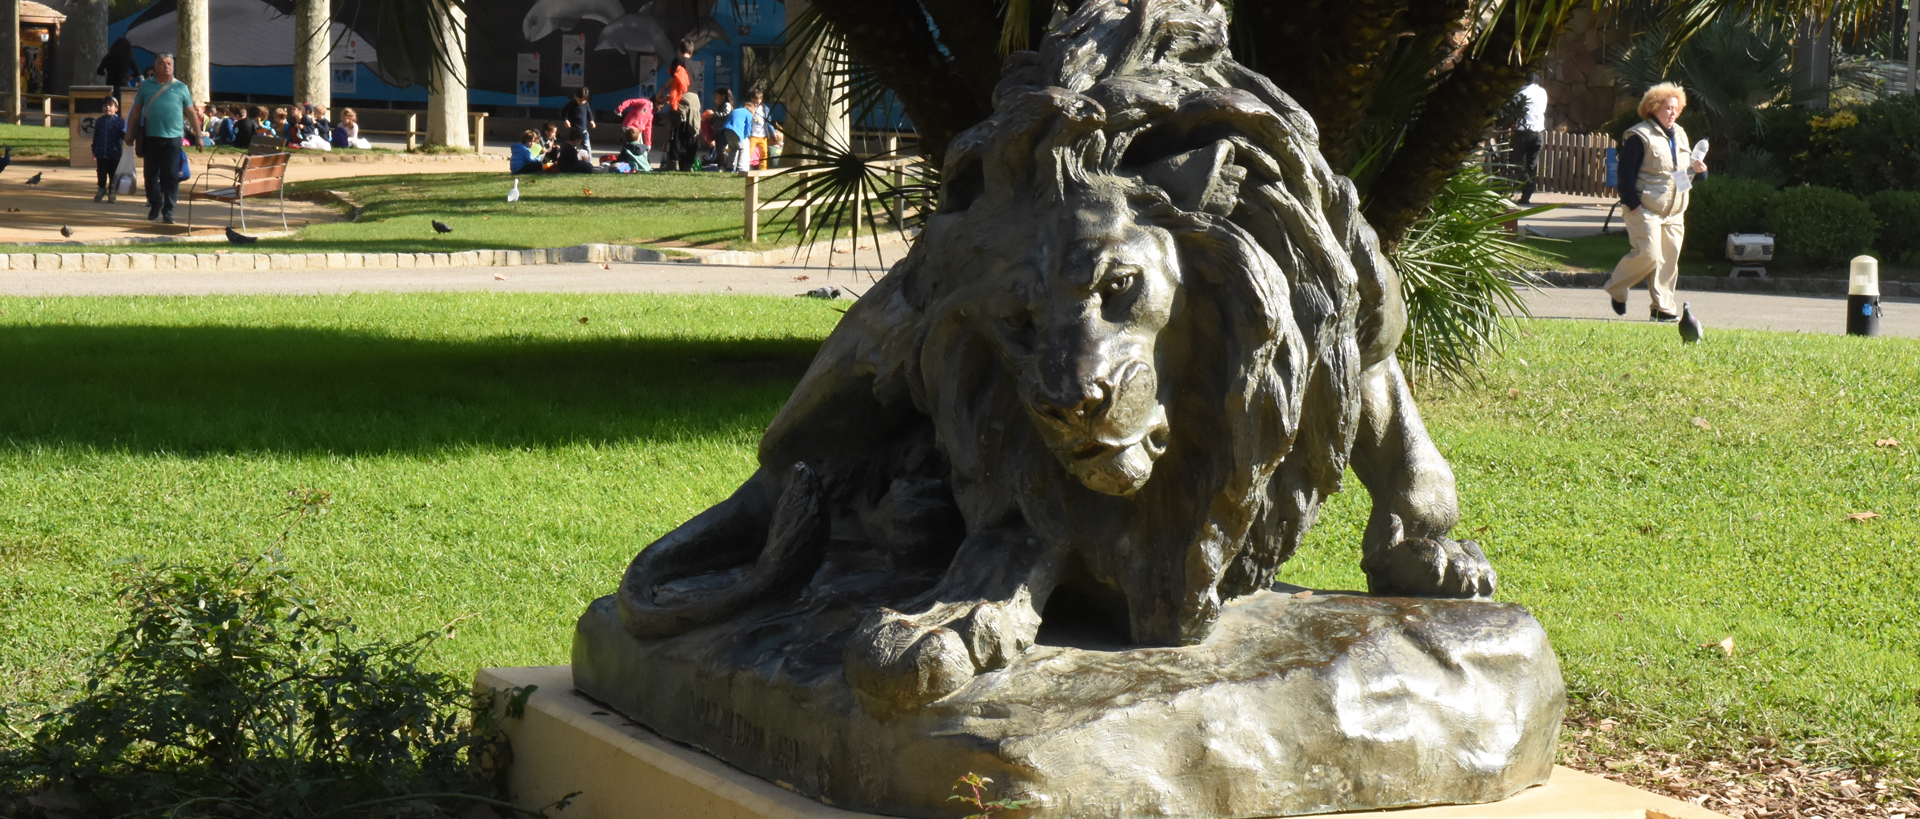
xmin=0 ymin=171 xmax=832 ymax=256
xmin=0 ymin=122 xmax=71 ymax=161
xmin=0 ymin=297 xmax=1914 ymax=776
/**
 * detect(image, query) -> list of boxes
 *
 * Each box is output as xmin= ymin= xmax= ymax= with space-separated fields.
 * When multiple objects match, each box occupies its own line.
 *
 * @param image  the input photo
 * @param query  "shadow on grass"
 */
xmin=0 ymin=325 xmax=820 ymax=454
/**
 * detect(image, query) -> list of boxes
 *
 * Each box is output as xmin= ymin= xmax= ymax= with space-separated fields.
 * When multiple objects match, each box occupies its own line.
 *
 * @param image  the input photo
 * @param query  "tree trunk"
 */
xmin=1235 ymin=0 xmax=1410 ymax=173
xmin=4 ymin=0 xmax=19 ymax=124
xmin=1363 ymin=10 xmax=1536 ymax=246
xmin=782 ymin=0 xmax=850 ymax=151
xmin=67 ymin=0 xmax=109 ymax=89
xmin=178 ymin=0 xmax=211 ymax=104
xmin=426 ymin=1 xmax=468 ymax=149
xmin=294 ymin=0 xmax=331 ymax=112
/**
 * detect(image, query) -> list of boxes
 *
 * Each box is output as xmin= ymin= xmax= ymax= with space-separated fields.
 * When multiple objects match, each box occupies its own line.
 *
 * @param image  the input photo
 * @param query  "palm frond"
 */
xmin=771 ymin=6 xmax=900 ymax=136
xmin=760 ymin=130 xmax=937 ymax=283
xmin=1345 ymin=37 xmax=1450 ymax=195
xmin=1390 ymin=164 xmax=1553 ymax=386
xmin=334 ymin=0 xmax=467 ymax=91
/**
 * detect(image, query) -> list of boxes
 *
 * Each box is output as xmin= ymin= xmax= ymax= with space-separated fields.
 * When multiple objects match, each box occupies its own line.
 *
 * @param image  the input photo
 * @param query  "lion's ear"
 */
xmin=1140 ymin=139 xmax=1245 ymax=216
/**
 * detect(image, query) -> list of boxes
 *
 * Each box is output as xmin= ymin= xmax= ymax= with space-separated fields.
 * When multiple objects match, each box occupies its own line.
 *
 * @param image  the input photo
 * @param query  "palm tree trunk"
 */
xmin=1362 ymin=9 xmax=1541 ymax=247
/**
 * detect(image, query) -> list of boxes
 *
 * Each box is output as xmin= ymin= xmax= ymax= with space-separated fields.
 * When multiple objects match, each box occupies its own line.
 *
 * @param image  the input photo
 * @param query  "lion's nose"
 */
xmin=1034 ymin=380 xmax=1112 ymax=426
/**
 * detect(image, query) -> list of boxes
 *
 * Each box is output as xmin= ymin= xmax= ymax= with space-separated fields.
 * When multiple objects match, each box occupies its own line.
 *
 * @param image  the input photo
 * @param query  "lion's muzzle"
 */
xmin=1027 ymin=359 xmax=1170 ymax=496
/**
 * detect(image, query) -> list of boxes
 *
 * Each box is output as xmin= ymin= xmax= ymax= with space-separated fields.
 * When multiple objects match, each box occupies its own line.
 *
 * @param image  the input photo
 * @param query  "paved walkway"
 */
xmin=1519 ymin=285 xmax=1918 ymax=338
xmin=4 ymin=257 xmax=1913 ymax=340
xmin=1514 ymin=191 xmax=1617 ymax=238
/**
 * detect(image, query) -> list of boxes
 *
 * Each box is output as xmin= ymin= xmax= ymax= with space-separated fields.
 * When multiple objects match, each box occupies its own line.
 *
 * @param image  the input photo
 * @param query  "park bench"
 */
xmin=186 ymin=149 xmax=291 ymax=232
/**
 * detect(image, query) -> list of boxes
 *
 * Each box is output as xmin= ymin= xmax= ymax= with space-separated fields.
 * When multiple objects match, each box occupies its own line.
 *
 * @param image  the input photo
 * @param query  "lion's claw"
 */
xmin=1361 ymin=537 xmax=1497 ymax=599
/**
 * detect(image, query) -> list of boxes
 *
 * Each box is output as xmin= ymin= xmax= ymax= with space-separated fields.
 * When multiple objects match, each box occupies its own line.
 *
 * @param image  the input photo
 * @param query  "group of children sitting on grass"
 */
xmin=506 ymin=87 xmax=783 ymax=175
xmin=197 ymin=103 xmax=372 ymax=152
xmin=511 ymin=122 xmax=651 ymax=174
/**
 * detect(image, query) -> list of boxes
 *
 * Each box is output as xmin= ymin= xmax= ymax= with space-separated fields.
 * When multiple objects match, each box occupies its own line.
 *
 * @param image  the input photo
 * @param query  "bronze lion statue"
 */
xmin=610 ymin=0 xmax=1495 ymax=711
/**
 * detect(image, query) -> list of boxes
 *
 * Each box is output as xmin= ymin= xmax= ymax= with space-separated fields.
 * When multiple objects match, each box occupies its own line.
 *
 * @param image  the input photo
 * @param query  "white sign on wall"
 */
xmin=517 ymin=53 xmax=540 ymax=105
xmin=689 ymin=59 xmax=706 ymax=103
xmin=561 ymin=34 xmax=586 ymax=88
xmin=331 ymin=34 xmax=360 ymax=94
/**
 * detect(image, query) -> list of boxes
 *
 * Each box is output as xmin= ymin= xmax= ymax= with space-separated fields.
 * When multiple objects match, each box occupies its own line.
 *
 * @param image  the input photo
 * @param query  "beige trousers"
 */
xmin=1604 ymin=205 xmax=1685 ymax=316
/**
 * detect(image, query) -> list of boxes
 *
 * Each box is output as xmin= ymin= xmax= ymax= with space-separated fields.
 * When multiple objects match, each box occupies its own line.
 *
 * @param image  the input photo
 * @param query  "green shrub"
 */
xmin=1756 ymin=95 xmax=1920 ymax=195
xmin=1684 ymin=176 xmax=1776 ymax=258
xmin=1867 ymin=190 xmax=1920 ymax=264
xmin=1763 ymin=185 xmax=1878 ymax=268
xmin=0 ymin=535 xmax=547 ymax=818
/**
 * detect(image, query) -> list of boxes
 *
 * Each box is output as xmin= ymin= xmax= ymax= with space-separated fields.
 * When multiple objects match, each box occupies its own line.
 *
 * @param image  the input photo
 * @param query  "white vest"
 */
xmin=1627 ymin=119 xmax=1692 ymax=217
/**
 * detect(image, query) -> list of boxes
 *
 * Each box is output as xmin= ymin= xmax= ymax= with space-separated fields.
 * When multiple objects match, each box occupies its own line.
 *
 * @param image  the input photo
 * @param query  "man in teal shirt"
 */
xmin=125 ymin=53 xmax=203 ymax=224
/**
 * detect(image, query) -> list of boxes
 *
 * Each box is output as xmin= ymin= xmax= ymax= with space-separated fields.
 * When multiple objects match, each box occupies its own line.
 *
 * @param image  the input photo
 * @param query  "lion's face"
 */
xmin=984 ymin=185 xmax=1179 ymax=497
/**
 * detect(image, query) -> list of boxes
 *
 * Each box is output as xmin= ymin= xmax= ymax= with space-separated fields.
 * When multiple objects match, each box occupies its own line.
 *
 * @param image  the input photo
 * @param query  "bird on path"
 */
xmin=60 ymin=225 xmax=73 ymax=238
xmin=1678 ymin=302 xmax=1703 ymax=344
xmin=225 ymin=226 xmax=258 ymax=245
xmin=799 ymin=286 xmax=842 ymax=299
xmin=25 ymin=172 xmax=43 ymax=185
xmin=0 ymin=145 xmax=11 ymax=175
xmin=432 ymin=220 xmax=453 ymax=234
xmin=507 ymin=179 xmax=520 ymax=203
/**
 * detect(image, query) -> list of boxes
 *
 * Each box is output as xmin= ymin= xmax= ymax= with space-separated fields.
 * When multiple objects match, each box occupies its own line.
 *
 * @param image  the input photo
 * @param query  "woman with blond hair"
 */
xmin=1604 ymin=82 xmax=1708 ymax=321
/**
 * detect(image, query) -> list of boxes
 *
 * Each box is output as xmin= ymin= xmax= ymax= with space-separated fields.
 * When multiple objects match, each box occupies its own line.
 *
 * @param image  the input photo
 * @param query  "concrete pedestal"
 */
xmin=478 ymin=666 xmax=1732 ymax=819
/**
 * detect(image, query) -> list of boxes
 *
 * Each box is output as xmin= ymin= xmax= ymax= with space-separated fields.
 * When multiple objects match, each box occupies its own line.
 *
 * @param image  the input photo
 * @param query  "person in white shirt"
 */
xmin=1513 ymin=72 xmax=1548 ymax=204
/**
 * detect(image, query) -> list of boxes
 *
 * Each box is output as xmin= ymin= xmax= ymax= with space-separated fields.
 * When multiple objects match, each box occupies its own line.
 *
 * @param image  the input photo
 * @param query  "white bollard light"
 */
xmin=1847 ymin=256 xmax=1881 ymax=337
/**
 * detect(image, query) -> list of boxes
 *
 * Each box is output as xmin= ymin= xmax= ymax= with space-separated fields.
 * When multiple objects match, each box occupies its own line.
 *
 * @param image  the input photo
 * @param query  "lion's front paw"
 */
xmin=842 ymin=602 xmax=1038 ymax=709
xmin=842 ymin=609 xmax=976 ymax=709
xmin=1361 ymin=537 xmax=1497 ymax=599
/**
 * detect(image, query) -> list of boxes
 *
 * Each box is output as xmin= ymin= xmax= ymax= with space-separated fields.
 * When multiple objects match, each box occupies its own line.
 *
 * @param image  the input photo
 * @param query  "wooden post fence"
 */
xmin=1534 ymin=131 xmax=1618 ymax=197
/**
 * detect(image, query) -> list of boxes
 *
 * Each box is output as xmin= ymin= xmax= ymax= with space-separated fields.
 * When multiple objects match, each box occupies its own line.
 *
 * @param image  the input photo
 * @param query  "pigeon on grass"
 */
xmin=1678 ymin=302 xmax=1703 ymax=344
xmin=225 ymin=226 xmax=259 ymax=245
xmin=432 ymin=220 xmax=453 ymax=234
xmin=799 ymin=286 xmax=842 ymax=299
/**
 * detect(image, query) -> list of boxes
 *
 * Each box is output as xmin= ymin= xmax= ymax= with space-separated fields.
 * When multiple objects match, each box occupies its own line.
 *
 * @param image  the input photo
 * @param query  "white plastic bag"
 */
xmin=113 ymin=150 xmax=137 ymax=194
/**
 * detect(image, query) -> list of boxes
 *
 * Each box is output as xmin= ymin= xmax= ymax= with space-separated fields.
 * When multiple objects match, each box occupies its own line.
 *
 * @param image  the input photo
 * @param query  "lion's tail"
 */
xmin=616 ymin=463 xmax=831 ymax=640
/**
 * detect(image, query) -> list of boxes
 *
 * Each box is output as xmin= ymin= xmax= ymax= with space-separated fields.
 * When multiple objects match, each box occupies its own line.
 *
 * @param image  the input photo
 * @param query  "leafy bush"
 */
xmin=0 ymin=532 xmax=543 ymax=818
xmin=1867 ymin=190 xmax=1920 ymax=264
xmin=1755 ymin=95 xmax=1920 ymax=196
xmin=1763 ymin=185 xmax=1878 ymax=268
xmin=1685 ymin=176 xmax=1777 ymax=259
xmin=1390 ymin=164 xmax=1549 ymax=385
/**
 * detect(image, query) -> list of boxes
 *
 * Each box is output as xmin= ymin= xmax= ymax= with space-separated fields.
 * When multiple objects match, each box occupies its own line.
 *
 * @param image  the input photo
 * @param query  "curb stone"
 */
xmin=0 ymin=244 xmax=671 ymax=272
xmin=0 ymin=231 xmax=921 ymax=273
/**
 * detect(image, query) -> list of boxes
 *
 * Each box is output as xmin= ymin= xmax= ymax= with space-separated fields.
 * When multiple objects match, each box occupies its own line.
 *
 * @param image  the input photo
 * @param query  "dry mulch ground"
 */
xmin=1562 ymin=714 xmax=1920 ymax=819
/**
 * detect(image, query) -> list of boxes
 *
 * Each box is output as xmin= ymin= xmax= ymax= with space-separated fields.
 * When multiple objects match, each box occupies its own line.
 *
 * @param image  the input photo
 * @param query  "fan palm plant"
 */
xmin=1611 ymin=16 xmax=1804 ymax=150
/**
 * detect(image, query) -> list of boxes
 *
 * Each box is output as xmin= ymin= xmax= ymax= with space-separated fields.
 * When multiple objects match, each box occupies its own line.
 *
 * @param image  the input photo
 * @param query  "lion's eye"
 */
xmin=1101 ymin=273 xmax=1138 ymax=298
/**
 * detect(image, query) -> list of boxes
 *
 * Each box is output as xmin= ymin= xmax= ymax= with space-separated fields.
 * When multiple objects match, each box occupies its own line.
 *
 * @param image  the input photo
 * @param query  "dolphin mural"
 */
xmin=521 ymin=0 xmax=626 ymax=42
xmin=123 ymin=0 xmax=388 ymax=80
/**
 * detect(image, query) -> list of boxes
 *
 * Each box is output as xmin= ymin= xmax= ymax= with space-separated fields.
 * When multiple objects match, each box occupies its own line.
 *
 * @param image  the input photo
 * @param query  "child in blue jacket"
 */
xmin=92 ymin=96 xmax=127 ymax=203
